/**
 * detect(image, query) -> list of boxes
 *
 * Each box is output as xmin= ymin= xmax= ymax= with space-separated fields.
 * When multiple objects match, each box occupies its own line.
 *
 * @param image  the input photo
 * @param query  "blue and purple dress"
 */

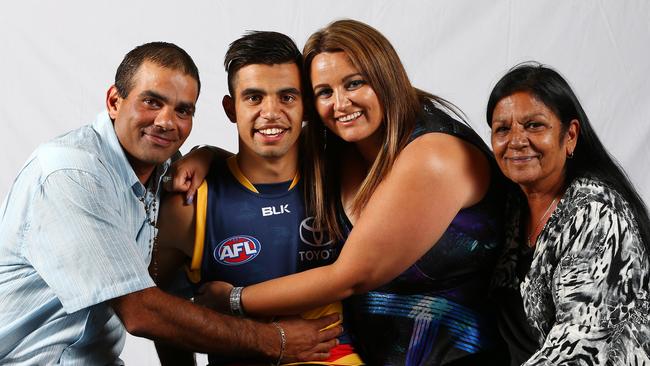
xmin=343 ymin=104 xmax=507 ymax=365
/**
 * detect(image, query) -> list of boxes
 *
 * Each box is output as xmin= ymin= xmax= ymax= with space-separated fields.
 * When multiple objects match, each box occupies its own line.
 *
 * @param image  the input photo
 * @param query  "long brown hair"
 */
xmin=303 ymin=19 xmax=446 ymax=239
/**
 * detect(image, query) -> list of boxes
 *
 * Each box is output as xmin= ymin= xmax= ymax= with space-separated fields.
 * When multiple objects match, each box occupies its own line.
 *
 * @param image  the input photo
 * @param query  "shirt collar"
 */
xmin=91 ymin=111 xmax=171 ymax=197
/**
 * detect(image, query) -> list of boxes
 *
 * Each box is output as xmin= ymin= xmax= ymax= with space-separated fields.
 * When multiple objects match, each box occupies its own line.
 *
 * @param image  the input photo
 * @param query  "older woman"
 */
xmin=488 ymin=63 xmax=650 ymax=365
xmin=175 ymin=20 xmax=507 ymax=365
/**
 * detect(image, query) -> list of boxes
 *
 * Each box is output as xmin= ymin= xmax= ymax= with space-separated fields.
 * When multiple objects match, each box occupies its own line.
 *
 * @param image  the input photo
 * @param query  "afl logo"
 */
xmin=214 ymin=235 xmax=261 ymax=266
xmin=300 ymin=217 xmax=334 ymax=247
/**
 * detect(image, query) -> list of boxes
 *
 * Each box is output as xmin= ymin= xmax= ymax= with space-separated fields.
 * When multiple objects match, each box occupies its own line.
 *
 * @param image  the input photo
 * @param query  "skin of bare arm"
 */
xmin=109 ymin=286 xmax=341 ymax=362
xmin=151 ymin=190 xmax=197 ymax=364
xmin=236 ymin=133 xmax=491 ymax=316
xmin=152 ymin=192 xmax=195 ymax=287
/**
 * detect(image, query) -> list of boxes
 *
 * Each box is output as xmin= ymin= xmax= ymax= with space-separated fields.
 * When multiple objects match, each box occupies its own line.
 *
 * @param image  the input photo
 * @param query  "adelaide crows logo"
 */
xmin=299 ymin=217 xmax=334 ymax=247
xmin=214 ymin=235 xmax=261 ymax=266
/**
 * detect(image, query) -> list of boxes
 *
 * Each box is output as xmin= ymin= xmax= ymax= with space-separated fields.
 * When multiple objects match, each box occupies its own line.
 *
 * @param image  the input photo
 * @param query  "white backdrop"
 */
xmin=1 ymin=1 xmax=648 ymax=365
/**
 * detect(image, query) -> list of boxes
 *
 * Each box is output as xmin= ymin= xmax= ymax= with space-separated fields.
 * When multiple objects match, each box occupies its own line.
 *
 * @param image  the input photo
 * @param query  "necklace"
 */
xmin=527 ymin=197 xmax=558 ymax=247
xmin=138 ymin=177 xmax=159 ymax=281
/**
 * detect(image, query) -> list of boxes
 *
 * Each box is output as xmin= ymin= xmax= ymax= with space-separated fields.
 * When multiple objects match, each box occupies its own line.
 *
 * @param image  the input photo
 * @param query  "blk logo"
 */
xmin=300 ymin=217 xmax=334 ymax=247
xmin=262 ymin=204 xmax=290 ymax=217
xmin=214 ymin=235 xmax=261 ymax=266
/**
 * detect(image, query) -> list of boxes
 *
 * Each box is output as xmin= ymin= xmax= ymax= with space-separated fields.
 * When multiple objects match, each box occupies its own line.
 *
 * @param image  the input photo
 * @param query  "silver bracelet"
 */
xmin=271 ymin=321 xmax=286 ymax=366
xmin=229 ymin=286 xmax=245 ymax=316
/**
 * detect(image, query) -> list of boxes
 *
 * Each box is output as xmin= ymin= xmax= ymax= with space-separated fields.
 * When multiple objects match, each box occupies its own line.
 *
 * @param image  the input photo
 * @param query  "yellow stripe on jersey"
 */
xmin=301 ymin=302 xmax=343 ymax=327
xmin=186 ymin=180 xmax=208 ymax=284
xmin=227 ymin=155 xmax=301 ymax=193
xmin=281 ymin=302 xmax=364 ymax=366
xmin=288 ymin=170 xmax=300 ymax=190
xmin=226 ymin=156 xmax=258 ymax=193
xmin=283 ymin=354 xmax=364 ymax=366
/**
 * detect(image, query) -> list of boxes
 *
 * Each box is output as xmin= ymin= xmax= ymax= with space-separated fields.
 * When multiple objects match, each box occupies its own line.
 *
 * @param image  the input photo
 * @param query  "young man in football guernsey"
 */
xmin=154 ymin=31 xmax=362 ymax=365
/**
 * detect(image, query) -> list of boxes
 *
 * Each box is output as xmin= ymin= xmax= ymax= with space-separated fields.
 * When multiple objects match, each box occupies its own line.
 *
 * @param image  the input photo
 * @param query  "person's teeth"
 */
xmin=259 ymin=128 xmax=283 ymax=135
xmin=338 ymin=111 xmax=361 ymax=122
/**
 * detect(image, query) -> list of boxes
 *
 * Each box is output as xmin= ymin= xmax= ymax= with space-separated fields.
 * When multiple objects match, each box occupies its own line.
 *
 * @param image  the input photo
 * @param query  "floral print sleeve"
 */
xmin=521 ymin=178 xmax=650 ymax=365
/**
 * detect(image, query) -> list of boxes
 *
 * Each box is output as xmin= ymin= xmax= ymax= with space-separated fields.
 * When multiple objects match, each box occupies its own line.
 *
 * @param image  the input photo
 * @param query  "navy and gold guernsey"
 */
xmin=187 ymin=156 xmax=362 ymax=366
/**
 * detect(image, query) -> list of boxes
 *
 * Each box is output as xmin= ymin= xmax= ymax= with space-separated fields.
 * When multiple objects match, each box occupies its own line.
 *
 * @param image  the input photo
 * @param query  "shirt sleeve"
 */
xmin=22 ymin=168 xmax=155 ymax=314
xmin=525 ymin=201 xmax=650 ymax=365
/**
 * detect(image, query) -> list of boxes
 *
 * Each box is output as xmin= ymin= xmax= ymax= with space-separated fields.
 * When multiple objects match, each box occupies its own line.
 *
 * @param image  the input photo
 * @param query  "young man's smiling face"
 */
xmin=224 ymin=62 xmax=303 ymax=161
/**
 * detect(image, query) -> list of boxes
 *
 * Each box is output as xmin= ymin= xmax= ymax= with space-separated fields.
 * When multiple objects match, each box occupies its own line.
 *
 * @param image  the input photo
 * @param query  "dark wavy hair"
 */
xmin=487 ymin=62 xmax=650 ymax=249
xmin=224 ymin=31 xmax=302 ymax=96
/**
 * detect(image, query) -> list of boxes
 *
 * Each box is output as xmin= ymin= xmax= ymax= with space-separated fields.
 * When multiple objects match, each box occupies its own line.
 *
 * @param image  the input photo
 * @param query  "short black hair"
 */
xmin=115 ymin=41 xmax=200 ymax=98
xmin=224 ymin=31 xmax=302 ymax=95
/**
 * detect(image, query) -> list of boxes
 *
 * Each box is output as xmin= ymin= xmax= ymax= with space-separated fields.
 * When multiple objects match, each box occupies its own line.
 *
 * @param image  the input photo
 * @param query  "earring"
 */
xmin=323 ymin=127 xmax=327 ymax=151
xmin=567 ymin=150 xmax=574 ymax=159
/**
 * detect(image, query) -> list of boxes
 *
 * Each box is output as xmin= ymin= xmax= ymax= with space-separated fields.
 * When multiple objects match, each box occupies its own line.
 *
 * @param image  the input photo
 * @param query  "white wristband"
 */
xmin=229 ymin=286 xmax=245 ymax=316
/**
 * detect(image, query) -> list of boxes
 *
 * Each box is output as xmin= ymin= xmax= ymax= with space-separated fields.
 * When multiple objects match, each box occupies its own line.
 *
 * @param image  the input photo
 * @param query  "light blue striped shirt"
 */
xmin=0 ymin=112 xmax=169 ymax=365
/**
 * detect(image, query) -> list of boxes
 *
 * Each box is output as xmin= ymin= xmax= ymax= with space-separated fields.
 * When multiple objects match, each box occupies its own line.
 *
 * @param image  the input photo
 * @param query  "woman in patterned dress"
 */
xmin=488 ymin=62 xmax=650 ymax=365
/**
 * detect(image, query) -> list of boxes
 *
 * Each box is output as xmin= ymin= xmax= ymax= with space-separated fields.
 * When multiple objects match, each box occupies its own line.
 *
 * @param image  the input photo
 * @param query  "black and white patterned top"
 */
xmin=493 ymin=176 xmax=650 ymax=365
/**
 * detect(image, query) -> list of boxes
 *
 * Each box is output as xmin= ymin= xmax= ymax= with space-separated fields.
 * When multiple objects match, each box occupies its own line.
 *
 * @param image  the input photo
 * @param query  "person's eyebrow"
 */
xmin=278 ymin=87 xmax=301 ymax=96
xmin=240 ymin=88 xmax=266 ymax=97
xmin=519 ymin=112 xmax=547 ymax=121
xmin=177 ymin=101 xmax=196 ymax=115
xmin=140 ymin=90 xmax=169 ymax=103
xmin=312 ymin=72 xmax=363 ymax=91
xmin=341 ymin=73 xmax=363 ymax=83
xmin=492 ymin=112 xmax=546 ymax=124
xmin=140 ymin=90 xmax=195 ymax=115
